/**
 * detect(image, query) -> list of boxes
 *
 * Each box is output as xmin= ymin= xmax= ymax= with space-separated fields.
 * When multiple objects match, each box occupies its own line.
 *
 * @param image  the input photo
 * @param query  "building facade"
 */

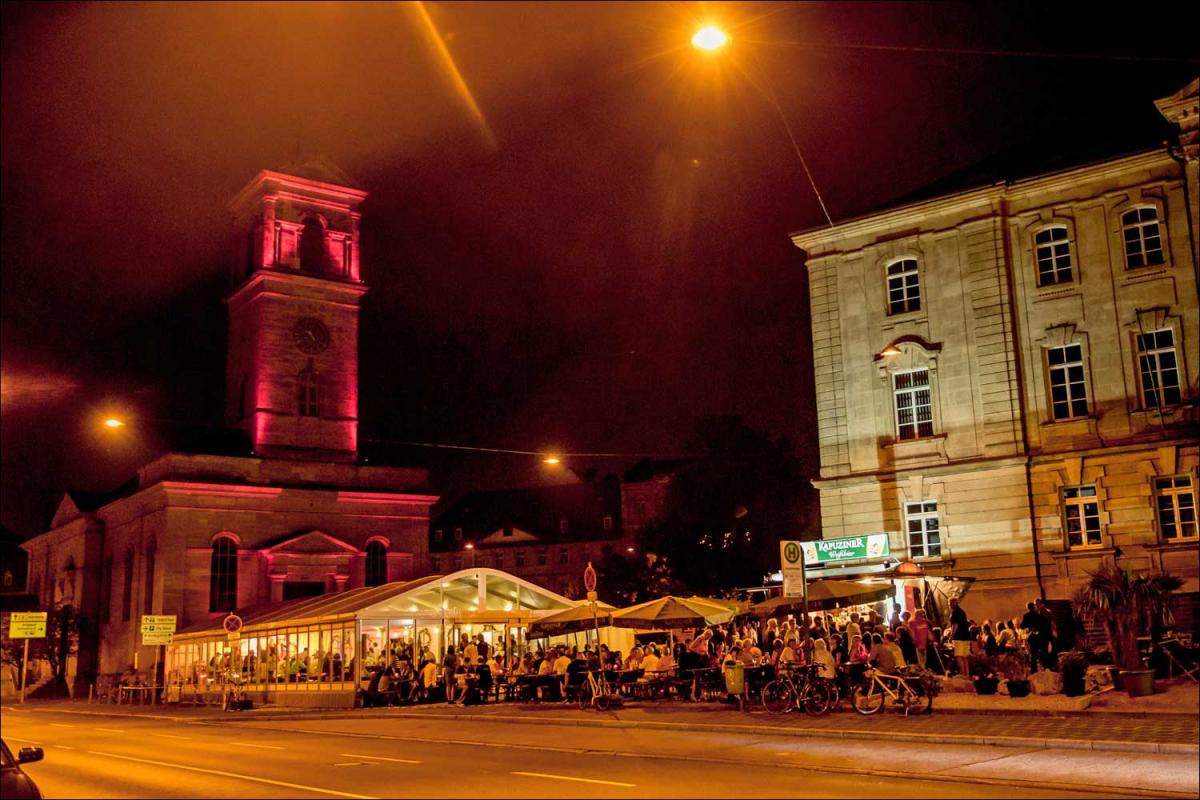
xmin=790 ymin=80 xmax=1199 ymax=625
xmin=22 ymin=160 xmax=436 ymax=692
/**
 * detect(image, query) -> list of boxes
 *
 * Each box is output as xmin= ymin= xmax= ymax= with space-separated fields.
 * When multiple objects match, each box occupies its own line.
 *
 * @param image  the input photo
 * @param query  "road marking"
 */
xmin=339 ymin=753 xmax=421 ymax=764
xmin=95 ymin=727 xmax=126 ymax=734
xmin=512 ymin=771 xmax=636 ymax=788
xmin=50 ymin=723 xmax=75 ymax=728
xmin=87 ymin=751 xmax=376 ymax=799
xmin=230 ymin=741 xmax=286 ymax=750
xmin=5 ymin=737 xmax=41 ymax=745
xmin=54 ymin=745 xmax=75 ymax=750
xmin=151 ymin=733 xmax=193 ymax=740
xmin=333 ymin=762 xmax=373 ymax=767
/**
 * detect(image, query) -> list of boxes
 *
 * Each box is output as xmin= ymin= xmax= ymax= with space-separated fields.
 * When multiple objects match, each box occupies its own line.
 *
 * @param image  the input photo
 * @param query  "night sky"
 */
xmin=2 ymin=1 xmax=1197 ymax=537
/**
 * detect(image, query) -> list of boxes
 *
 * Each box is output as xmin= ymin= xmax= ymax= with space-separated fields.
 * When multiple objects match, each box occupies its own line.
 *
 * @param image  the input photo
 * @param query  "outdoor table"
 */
xmin=119 ymin=684 xmax=155 ymax=704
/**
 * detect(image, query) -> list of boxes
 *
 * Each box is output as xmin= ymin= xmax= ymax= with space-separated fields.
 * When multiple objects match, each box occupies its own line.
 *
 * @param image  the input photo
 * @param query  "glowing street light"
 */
xmin=691 ymin=25 xmax=729 ymax=51
xmin=103 ymin=418 xmax=126 ymax=429
xmin=542 ymin=455 xmax=561 ymax=465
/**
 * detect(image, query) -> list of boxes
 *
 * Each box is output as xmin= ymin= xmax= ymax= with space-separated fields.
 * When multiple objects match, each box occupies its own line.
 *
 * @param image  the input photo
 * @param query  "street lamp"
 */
xmin=103 ymin=418 xmax=126 ymax=428
xmin=690 ymin=25 xmax=835 ymax=229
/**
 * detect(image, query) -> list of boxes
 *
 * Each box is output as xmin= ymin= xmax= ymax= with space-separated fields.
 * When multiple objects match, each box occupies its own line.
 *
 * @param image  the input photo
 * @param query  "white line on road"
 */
xmin=5 ymin=737 xmax=41 ymax=745
xmin=230 ymin=741 xmax=286 ymax=750
xmin=339 ymin=753 xmax=421 ymax=764
xmin=512 ymin=771 xmax=636 ymax=788
xmin=151 ymin=733 xmax=193 ymax=740
xmin=87 ymin=750 xmax=377 ymax=799
xmin=49 ymin=723 xmax=75 ymax=728
xmin=54 ymin=745 xmax=75 ymax=750
xmin=95 ymin=728 xmax=126 ymax=734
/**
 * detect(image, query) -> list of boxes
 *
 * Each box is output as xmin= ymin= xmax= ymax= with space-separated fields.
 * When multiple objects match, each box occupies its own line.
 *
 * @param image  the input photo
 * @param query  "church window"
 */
xmin=299 ymin=218 xmax=328 ymax=274
xmin=122 ymin=549 xmax=135 ymax=622
xmin=365 ymin=540 xmax=388 ymax=587
xmin=298 ymin=368 xmax=319 ymax=417
xmin=143 ymin=541 xmax=156 ymax=614
xmin=209 ymin=536 xmax=238 ymax=612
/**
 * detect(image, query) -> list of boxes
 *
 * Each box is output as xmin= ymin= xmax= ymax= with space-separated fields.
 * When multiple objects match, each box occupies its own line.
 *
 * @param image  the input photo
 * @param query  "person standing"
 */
xmin=1021 ymin=601 xmax=1051 ymax=673
xmin=949 ymin=597 xmax=971 ymax=677
xmin=909 ymin=609 xmax=932 ymax=668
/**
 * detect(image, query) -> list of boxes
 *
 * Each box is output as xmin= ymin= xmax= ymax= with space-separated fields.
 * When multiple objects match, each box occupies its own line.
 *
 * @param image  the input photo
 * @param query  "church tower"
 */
xmin=225 ymin=158 xmax=368 ymax=460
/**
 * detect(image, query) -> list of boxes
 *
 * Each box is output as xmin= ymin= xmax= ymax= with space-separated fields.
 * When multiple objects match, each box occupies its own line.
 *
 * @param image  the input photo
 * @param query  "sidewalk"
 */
xmin=13 ymin=693 xmax=1198 ymax=757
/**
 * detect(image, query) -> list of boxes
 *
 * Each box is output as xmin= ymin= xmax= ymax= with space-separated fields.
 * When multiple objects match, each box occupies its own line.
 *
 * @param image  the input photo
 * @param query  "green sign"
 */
xmin=801 ymin=534 xmax=890 ymax=565
xmin=9 ymin=612 xmax=47 ymax=639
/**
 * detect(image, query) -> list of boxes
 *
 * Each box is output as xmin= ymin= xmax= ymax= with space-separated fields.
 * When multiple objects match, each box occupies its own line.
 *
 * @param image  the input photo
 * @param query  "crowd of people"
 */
xmin=357 ymin=596 xmax=1060 ymax=707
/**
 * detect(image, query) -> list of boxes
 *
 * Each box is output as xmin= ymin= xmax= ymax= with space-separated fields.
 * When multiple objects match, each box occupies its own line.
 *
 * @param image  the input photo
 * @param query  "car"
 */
xmin=1 ymin=738 xmax=44 ymax=800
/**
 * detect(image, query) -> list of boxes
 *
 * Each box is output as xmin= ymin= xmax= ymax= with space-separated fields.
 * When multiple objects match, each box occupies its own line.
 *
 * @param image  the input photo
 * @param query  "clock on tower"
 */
xmin=224 ymin=158 xmax=368 ymax=460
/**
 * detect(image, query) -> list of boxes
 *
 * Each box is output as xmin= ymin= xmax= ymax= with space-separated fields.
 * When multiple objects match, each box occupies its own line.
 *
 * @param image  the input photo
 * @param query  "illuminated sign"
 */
xmin=801 ymin=534 xmax=890 ymax=564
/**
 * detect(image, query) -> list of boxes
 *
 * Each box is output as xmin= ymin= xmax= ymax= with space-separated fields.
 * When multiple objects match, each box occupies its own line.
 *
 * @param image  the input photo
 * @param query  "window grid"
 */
xmin=537 ymin=550 xmax=548 ymax=566
xmin=886 ymin=259 xmax=921 ymax=315
xmin=1136 ymin=329 xmax=1182 ymax=408
xmin=1035 ymin=226 xmax=1073 ymax=285
xmin=559 ymin=548 xmax=569 ymax=565
xmin=893 ymin=369 xmax=934 ymax=440
xmin=209 ymin=537 xmax=238 ymax=613
xmin=905 ymin=501 xmax=942 ymax=558
xmin=1063 ymin=486 xmax=1102 ymax=549
xmin=1155 ymin=476 xmax=1197 ymax=541
xmin=1047 ymin=344 xmax=1089 ymax=420
xmin=1122 ymin=207 xmax=1165 ymax=268
xmin=515 ymin=551 xmax=526 ymax=568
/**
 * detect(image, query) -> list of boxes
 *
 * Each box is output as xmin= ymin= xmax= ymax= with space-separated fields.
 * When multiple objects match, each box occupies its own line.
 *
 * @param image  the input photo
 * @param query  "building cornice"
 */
xmin=812 ymin=454 xmax=1030 ymax=491
xmin=791 ymin=148 xmax=1173 ymax=257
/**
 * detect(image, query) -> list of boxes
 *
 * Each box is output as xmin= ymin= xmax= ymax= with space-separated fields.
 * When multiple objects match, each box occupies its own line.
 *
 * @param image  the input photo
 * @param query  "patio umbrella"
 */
xmin=749 ymin=579 xmax=896 ymax=617
xmin=526 ymin=602 xmax=616 ymax=639
xmin=610 ymin=596 xmax=735 ymax=630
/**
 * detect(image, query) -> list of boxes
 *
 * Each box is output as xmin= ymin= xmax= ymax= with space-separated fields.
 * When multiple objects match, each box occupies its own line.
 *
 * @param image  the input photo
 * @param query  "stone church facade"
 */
xmin=22 ymin=160 xmax=436 ymax=689
xmin=790 ymin=80 xmax=1199 ymax=624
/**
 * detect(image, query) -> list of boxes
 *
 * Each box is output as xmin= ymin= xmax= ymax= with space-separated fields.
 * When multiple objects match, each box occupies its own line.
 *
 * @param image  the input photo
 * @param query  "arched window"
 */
xmin=143 ymin=540 xmax=156 ymax=614
xmin=299 ymin=218 xmax=328 ymax=274
xmin=1034 ymin=226 xmax=1073 ymax=286
xmin=885 ymin=258 xmax=921 ymax=315
xmin=365 ymin=540 xmax=388 ymax=587
xmin=298 ymin=367 xmax=319 ymax=417
xmin=209 ymin=536 xmax=238 ymax=612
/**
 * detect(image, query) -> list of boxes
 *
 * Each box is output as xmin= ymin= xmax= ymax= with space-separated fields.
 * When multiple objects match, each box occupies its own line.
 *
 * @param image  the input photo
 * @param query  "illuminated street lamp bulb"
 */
xmin=626 ymin=547 xmax=635 ymax=553
xmin=692 ymin=25 xmax=728 ymax=51
xmin=880 ymin=346 xmax=902 ymax=357
xmin=543 ymin=455 xmax=561 ymax=465
xmin=103 ymin=418 xmax=125 ymax=428
xmin=464 ymin=543 xmax=474 ymax=550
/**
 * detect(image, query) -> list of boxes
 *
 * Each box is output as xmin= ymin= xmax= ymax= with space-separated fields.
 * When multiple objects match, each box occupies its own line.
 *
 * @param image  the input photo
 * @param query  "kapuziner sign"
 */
xmin=801 ymin=533 xmax=890 ymax=565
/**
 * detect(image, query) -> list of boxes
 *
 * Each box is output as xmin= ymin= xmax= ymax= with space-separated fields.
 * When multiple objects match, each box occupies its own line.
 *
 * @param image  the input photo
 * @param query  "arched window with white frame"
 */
xmin=1034 ymin=225 xmax=1073 ymax=286
xmin=885 ymin=258 xmax=921 ymax=315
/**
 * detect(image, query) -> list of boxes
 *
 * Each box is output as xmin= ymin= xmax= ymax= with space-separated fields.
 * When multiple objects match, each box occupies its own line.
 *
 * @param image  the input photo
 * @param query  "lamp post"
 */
xmin=691 ymin=25 xmax=835 ymax=229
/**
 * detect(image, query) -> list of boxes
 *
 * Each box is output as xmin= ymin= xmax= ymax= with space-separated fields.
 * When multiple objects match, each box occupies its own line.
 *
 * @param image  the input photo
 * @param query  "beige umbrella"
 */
xmin=526 ymin=601 xmax=617 ymax=639
xmin=610 ymin=596 xmax=734 ymax=630
xmin=750 ymin=579 xmax=895 ymax=616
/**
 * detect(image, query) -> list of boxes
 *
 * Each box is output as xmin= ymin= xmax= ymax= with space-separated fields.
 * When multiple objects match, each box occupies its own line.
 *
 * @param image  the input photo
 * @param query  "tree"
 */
xmin=594 ymin=545 xmax=679 ymax=607
xmin=1073 ymin=559 xmax=1182 ymax=671
xmin=639 ymin=415 xmax=816 ymax=595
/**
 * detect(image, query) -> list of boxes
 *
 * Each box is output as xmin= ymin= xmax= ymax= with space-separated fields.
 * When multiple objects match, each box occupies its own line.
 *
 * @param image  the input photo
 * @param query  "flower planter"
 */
xmin=973 ymin=676 xmax=999 ymax=695
xmin=1005 ymin=679 xmax=1031 ymax=698
xmin=1119 ymin=669 xmax=1156 ymax=697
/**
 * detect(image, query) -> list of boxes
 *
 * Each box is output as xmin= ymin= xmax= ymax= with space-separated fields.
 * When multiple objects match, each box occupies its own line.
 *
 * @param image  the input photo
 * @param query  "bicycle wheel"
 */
xmin=761 ymin=680 xmax=795 ymax=714
xmin=852 ymin=682 xmax=885 ymax=715
xmin=902 ymin=685 xmax=932 ymax=715
xmin=803 ymin=680 xmax=833 ymax=716
xmin=578 ymin=681 xmax=593 ymax=710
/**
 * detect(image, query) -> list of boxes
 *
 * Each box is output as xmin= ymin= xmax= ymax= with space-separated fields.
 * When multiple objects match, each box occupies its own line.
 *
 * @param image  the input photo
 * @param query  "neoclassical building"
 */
xmin=790 ymin=80 xmax=1198 ymax=626
xmin=22 ymin=160 xmax=437 ymax=691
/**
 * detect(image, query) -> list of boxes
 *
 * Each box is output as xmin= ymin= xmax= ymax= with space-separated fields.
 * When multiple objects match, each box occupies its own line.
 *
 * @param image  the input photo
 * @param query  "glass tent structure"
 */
xmin=165 ymin=568 xmax=574 ymax=707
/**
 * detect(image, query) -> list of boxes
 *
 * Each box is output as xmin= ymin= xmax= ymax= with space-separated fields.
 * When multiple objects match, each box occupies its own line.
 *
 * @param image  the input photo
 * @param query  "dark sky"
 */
xmin=2 ymin=1 xmax=1197 ymax=537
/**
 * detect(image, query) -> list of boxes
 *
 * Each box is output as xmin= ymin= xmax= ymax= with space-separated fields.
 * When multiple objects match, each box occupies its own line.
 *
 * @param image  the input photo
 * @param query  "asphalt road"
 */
xmin=1 ymin=706 xmax=1187 ymax=799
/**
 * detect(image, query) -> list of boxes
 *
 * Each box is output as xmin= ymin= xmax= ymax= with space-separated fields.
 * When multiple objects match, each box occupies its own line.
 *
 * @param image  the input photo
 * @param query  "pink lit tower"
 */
xmin=225 ymin=158 xmax=367 ymax=460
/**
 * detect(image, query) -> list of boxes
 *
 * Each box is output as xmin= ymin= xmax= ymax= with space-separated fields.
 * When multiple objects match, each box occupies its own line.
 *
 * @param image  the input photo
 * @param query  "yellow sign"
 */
xmin=140 ymin=614 xmax=177 ymax=634
xmin=142 ymin=631 xmax=174 ymax=646
xmin=9 ymin=612 xmax=47 ymax=639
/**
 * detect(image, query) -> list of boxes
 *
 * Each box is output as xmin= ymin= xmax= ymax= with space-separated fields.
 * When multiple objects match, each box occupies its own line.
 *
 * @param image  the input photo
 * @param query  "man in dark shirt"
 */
xmin=949 ymin=597 xmax=971 ymax=677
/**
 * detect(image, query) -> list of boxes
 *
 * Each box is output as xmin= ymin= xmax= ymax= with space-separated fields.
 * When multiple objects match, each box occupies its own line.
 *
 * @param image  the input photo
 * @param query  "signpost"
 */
xmin=9 ymin=612 xmax=47 ymax=704
xmin=222 ymin=613 xmax=243 ymax=641
xmin=583 ymin=562 xmax=599 ymax=647
xmin=778 ymin=542 xmax=809 ymax=620
xmin=140 ymin=615 xmax=177 ymax=705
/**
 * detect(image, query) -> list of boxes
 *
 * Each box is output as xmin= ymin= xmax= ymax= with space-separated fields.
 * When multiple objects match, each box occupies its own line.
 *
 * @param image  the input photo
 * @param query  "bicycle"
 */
xmin=851 ymin=666 xmax=938 ymax=716
xmin=577 ymin=669 xmax=624 ymax=711
xmin=761 ymin=664 xmax=833 ymax=716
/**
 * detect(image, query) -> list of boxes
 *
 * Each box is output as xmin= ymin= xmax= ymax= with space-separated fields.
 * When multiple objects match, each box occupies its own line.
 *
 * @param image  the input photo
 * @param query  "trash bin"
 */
xmin=723 ymin=660 xmax=745 ymax=695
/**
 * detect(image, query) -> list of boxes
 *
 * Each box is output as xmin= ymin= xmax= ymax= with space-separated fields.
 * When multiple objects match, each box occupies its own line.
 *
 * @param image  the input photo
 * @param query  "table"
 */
xmin=119 ymin=685 xmax=156 ymax=704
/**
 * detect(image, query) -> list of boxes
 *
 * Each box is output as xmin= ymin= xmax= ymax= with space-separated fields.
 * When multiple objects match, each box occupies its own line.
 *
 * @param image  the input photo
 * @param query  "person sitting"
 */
xmin=812 ymin=638 xmax=837 ymax=681
xmin=778 ymin=638 xmax=801 ymax=671
xmin=870 ymin=633 xmax=899 ymax=674
xmin=641 ymin=645 xmax=661 ymax=676
xmin=624 ymin=646 xmax=644 ymax=671
xmin=563 ymin=651 xmax=588 ymax=702
xmin=883 ymin=632 xmax=908 ymax=671
xmin=657 ymin=645 xmax=676 ymax=675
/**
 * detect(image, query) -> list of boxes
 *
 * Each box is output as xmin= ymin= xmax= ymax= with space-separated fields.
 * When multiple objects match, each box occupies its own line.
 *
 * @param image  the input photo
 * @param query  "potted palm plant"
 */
xmin=998 ymin=651 xmax=1031 ymax=698
xmin=1072 ymin=559 xmax=1182 ymax=697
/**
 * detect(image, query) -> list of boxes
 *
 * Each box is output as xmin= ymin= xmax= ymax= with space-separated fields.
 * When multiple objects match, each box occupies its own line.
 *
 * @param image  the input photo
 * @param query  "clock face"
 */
xmin=292 ymin=317 xmax=331 ymax=354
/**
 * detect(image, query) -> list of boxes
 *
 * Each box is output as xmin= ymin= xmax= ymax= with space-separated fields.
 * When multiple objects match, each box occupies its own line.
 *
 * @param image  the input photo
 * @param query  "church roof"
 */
xmin=273 ymin=155 xmax=363 ymax=190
